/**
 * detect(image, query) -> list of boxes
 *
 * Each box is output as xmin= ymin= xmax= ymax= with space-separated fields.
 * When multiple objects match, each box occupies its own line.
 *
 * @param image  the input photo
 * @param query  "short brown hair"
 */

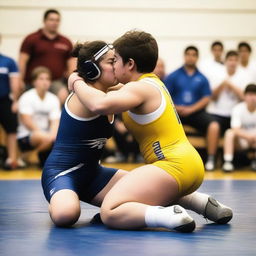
xmin=245 ymin=84 xmax=256 ymax=94
xmin=113 ymin=30 xmax=158 ymax=73
xmin=225 ymin=50 xmax=238 ymax=60
xmin=30 ymin=66 xmax=52 ymax=82
xmin=238 ymin=42 xmax=252 ymax=52
xmin=43 ymin=9 xmax=60 ymax=21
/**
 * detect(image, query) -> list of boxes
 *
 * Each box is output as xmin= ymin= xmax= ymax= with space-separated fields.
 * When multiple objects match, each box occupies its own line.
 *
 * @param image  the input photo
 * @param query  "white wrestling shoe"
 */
xmin=145 ymin=205 xmax=195 ymax=232
xmin=171 ymin=205 xmax=196 ymax=233
xmin=204 ymin=197 xmax=233 ymax=224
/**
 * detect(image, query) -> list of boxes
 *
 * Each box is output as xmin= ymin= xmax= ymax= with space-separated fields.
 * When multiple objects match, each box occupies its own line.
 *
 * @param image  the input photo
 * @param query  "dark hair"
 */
xmin=43 ymin=9 xmax=60 ymax=20
xmin=245 ymin=84 xmax=256 ymax=94
xmin=30 ymin=66 xmax=52 ymax=82
xmin=238 ymin=42 xmax=252 ymax=52
xmin=184 ymin=46 xmax=199 ymax=56
xmin=71 ymin=41 xmax=107 ymax=82
xmin=113 ymin=30 xmax=158 ymax=73
xmin=225 ymin=50 xmax=238 ymax=59
xmin=211 ymin=41 xmax=223 ymax=49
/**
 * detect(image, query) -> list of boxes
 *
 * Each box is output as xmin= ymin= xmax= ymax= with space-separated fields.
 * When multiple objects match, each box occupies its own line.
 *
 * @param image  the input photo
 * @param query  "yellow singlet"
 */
xmin=122 ymin=73 xmax=205 ymax=196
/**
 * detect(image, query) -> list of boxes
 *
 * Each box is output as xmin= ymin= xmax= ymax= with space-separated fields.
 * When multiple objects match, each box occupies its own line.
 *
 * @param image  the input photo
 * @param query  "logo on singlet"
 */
xmin=84 ymin=138 xmax=107 ymax=149
xmin=153 ymin=141 xmax=165 ymax=160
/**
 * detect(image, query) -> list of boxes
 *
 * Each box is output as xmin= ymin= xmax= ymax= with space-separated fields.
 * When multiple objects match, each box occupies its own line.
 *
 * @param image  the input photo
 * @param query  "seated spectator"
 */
xmin=17 ymin=67 xmax=61 ymax=167
xmin=206 ymin=50 xmax=251 ymax=169
xmin=164 ymin=46 xmax=220 ymax=171
xmin=207 ymin=51 xmax=251 ymax=130
xmin=19 ymin=9 xmax=76 ymax=105
xmin=222 ymin=84 xmax=256 ymax=172
xmin=153 ymin=57 xmax=166 ymax=81
xmin=237 ymin=41 xmax=256 ymax=83
xmin=0 ymin=35 xmax=24 ymax=169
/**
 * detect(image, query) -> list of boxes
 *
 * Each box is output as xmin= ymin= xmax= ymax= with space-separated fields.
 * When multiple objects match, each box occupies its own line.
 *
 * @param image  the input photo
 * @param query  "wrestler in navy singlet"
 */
xmin=42 ymin=94 xmax=118 ymax=202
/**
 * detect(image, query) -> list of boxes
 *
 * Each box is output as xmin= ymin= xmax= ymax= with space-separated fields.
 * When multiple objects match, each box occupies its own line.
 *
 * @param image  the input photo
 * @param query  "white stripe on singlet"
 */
xmin=127 ymin=78 xmax=166 ymax=125
xmin=54 ymin=163 xmax=84 ymax=179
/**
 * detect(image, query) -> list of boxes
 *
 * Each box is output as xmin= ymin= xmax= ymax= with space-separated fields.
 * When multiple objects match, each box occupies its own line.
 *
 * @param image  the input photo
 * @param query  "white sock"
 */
xmin=224 ymin=154 xmax=233 ymax=162
xmin=145 ymin=205 xmax=193 ymax=229
xmin=178 ymin=192 xmax=209 ymax=215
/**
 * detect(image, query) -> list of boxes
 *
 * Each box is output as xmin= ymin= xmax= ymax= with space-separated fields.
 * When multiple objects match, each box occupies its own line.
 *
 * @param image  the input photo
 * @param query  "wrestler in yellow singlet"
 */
xmin=122 ymin=73 xmax=205 ymax=196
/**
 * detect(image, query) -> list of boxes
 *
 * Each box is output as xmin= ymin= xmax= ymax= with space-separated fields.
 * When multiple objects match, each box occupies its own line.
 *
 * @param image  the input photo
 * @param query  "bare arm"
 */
xmin=73 ymin=80 xmax=145 ymax=115
xmin=189 ymin=96 xmax=210 ymax=112
xmin=10 ymin=75 xmax=21 ymax=101
xmin=175 ymin=96 xmax=210 ymax=117
xmin=226 ymin=82 xmax=244 ymax=101
xmin=9 ymin=75 xmax=22 ymax=112
xmin=212 ymin=80 xmax=244 ymax=101
xmin=233 ymin=127 xmax=256 ymax=142
xmin=211 ymin=81 xmax=227 ymax=101
xmin=19 ymin=114 xmax=39 ymax=132
xmin=18 ymin=52 xmax=30 ymax=88
xmin=49 ymin=119 xmax=59 ymax=139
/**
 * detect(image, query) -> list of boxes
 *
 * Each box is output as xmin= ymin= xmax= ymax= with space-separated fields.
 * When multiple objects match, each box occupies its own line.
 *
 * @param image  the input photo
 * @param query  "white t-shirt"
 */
xmin=17 ymin=88 xmax=61 ymax=138
xmin=231 ymin=102 xmax=256 ymax=134
xmin=199 ymin=57 xmax=225 ymax=89
xmin=206 ymin=68 xmax=251 ymax=117
xmin=238 ymin=60 xmax=256 ymax=84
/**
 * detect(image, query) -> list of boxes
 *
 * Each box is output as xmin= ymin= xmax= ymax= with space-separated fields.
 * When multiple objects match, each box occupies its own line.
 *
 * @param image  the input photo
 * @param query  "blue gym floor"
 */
xmin=0 ymin=179 xmax=256 ymax=256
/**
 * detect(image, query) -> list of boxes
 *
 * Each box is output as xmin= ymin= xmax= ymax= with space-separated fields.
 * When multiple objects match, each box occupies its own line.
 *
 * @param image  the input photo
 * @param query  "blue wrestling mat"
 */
xmin=0 ymin=180 xmax=255 ymax=256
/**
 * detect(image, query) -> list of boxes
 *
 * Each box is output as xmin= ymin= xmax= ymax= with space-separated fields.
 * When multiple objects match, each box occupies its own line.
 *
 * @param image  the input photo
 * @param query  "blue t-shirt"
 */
xmin=0 ymin=54 xmax=19 ymax=98
xmin=164 ymin=66 xmax=211 ymax=106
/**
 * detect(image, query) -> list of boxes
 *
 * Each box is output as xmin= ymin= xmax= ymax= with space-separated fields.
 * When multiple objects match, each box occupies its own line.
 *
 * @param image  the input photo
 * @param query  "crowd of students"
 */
xmin=0 ymin=9 xmax=255 ymax=172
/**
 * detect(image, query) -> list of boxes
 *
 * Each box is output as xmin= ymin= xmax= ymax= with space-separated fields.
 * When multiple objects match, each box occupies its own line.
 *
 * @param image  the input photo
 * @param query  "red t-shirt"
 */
xmin=20 ymin=29 xmax=73 ymax=82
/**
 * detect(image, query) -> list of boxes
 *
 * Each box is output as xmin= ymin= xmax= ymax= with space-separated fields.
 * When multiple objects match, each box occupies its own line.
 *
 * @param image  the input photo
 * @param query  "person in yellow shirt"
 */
xmin=68 ymin=30 xmax=233 ymax=232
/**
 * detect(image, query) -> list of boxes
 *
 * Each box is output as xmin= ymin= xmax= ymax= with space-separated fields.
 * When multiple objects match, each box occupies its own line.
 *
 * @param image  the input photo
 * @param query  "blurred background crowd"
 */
xmin=1 ymin=0 xmax=256 ymax=172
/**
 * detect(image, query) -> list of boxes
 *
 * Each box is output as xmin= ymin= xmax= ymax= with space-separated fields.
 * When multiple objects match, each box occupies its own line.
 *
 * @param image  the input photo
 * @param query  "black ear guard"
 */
xmin=82 ymin=44 xmax=113 ymax=81
xmin=82 ymin=60 xmax=101 ymax=80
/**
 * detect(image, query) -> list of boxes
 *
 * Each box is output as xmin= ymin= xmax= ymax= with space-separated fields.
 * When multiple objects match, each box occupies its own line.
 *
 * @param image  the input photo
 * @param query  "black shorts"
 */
xmin=0 ymin=97 xmax=18 ymax=133
xmin=18 ymin=136 xmax=36 ymax=151
xmin=210 ymin=114 xmax=231 ymax=135
xmin=180 ymin=109 xmax=216 ymax=135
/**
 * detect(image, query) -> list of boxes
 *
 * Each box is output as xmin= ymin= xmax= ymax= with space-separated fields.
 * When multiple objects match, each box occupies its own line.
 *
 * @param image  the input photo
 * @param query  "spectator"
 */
xmin=153 ymin=58 xmax=166 ymax=81
xmin=17 ymin=67 xmax=61 ymax=167
xmin=0 ymin=35 xmax=23 ymax=169
xmin=164 ymin=46 xmax=220 ymax=171
xmin=237 ymin=41 xmax=256 ymax=83
xmin=199 ymin=41 xmax=225 ymax=88
xmin=206 ymin=50 xmax=251 ymax=169
xmin=19 ymin=9 xmax=76 ymax=105
xmin=222 ymin=84 xmax=256 ymax=172
xmin=207 ymin=51 xmax=251 ymax=128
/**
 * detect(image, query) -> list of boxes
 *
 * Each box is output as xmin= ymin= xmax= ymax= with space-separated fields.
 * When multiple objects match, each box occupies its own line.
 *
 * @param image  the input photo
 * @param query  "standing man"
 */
xmin=164 ymin=46 xmax=220 ymax=171
xmin=19 ymin=9 xmax=76 ymax=105
xmin=0 ymin=35 xmax=23 ymax=169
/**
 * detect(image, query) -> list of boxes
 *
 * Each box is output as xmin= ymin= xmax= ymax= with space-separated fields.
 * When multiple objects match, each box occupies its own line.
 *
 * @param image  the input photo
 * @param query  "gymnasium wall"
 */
xmin=1 ymin=0 xmax=256 ymax=73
